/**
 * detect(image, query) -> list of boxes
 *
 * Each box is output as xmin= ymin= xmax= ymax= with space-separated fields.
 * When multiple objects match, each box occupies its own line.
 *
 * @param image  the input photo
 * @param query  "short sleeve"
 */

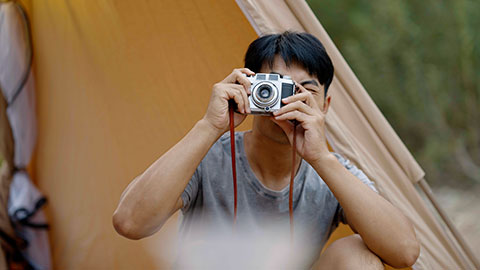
xmin=180 ymin=165 xmax=202 ymax=213
xmin=332 ymin=153 xmax=378 ymax=225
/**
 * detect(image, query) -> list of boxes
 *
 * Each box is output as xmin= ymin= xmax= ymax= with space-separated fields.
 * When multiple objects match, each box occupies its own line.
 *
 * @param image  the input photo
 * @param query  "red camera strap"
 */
xmin=229 ymin=106 xmax=238 ymax=225
xmin=229 ymin=106 xmax=296 ymax=241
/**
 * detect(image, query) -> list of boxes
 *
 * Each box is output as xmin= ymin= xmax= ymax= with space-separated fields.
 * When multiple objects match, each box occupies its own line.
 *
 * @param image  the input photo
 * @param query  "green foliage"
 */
xmin=308 ymin=0 xmax=480 ymax=187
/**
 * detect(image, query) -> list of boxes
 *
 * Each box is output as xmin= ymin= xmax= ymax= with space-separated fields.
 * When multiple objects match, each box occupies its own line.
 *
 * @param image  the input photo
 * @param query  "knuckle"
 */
xmin=213 ymin=83 xmax=222 ymax=92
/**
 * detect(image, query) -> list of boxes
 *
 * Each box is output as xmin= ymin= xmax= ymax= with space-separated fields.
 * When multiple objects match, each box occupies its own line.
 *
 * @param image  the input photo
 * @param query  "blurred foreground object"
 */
xmin=0 ymin=1 xmax=51 ymax=269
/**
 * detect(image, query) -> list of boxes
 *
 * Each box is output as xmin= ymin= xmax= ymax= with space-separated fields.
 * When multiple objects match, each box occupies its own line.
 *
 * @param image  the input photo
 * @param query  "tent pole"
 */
xmin=418 ymin=179 xmax=480 ymax=269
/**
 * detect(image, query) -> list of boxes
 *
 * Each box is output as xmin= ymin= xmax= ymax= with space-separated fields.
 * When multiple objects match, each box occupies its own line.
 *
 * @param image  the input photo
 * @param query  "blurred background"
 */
xmin=308 ymin=0 xmax=480 ymax=256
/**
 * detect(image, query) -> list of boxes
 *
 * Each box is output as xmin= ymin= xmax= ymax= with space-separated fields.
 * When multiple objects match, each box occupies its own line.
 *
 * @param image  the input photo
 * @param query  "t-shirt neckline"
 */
xmin=236 ymin=131 xmax=306 ymax=200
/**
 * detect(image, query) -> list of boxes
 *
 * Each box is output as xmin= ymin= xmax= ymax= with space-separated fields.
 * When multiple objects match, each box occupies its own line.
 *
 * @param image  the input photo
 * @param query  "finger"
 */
xmin=231 ymin=84 xmax=251 ymax=114
xmin=283 ymin=85 xmax=317 ymax=107
xmin=225 ymin=87 xmax=246 ymax=114
xmin=234 ymin=71 xmax=253 ymax=95
xmin=237 ymin=68 xmax=255 ymax=76
xmin=297 ymin=83 xmax=320 ymax=108
xmin=223 ymin=68 xmax=255 ymax=88
xmin=238 ymin=84 xmax=251 ymax=113
xmin=273 ymin=110 xmax=309 ymax=123
xmin=283 ymin=92 xmax=318 ymax=109
xmin=273 ymin=100 xmax=315 ymax=116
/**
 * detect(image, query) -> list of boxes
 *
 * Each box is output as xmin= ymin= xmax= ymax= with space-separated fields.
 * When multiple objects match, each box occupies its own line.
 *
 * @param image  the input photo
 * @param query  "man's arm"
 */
xmin=272 ymin=85 xmax=420 ymax=268
xmin=112 ymin=68 xmax=254 ymax=240
xmin=312 ymin=155 xmax=420 ymax=268
xmin=113 ymin=119 xmax=221 ymax=239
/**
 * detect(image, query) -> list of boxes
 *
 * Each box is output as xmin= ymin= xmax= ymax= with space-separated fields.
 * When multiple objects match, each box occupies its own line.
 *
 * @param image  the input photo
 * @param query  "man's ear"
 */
xmin=323 ymin=95 xmax=331 ymax=114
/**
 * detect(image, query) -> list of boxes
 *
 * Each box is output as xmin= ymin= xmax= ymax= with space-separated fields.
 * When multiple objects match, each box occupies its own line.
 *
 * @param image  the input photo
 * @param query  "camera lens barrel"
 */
xmin=251 ymin=82 xmax=279 ymax=109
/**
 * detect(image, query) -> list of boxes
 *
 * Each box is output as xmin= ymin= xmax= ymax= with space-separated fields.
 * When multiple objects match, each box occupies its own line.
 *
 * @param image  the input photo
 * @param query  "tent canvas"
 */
xmin=0 ymin=0 xmax=477 ymax=269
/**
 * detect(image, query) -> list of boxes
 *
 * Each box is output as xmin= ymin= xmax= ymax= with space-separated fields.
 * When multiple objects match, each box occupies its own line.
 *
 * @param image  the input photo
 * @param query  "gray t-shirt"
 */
xmin=179 ymin=131 xmax=377 ymax=266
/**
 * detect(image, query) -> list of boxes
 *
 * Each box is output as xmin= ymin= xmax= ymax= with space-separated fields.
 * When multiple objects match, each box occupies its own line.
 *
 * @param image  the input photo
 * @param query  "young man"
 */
xmin=113 ymin=32 xmax=420 ymax=269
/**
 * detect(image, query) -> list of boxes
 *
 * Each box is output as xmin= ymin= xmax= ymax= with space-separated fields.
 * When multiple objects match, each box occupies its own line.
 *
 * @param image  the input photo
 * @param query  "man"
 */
xmin=113 ymin=32 xmax=420 ymax=269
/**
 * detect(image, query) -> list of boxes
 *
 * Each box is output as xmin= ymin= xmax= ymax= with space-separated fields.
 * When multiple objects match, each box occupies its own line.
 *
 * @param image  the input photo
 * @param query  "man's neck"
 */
xmin=243 ymin=129 xmax=301 ymax=191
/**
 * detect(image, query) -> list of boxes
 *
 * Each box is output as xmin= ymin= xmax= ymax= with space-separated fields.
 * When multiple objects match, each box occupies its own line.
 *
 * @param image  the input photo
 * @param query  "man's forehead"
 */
xmin=266 ymin=70 xmax=320 ymax=87
xmin=260 ymin=57 xmax=320 ymax=84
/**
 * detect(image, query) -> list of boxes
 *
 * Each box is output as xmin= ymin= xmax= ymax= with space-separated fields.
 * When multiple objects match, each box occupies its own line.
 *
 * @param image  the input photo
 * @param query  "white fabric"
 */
xmin=1 ymin=2 xmax=50 ymax=269
xmin=0 ymin=2 xmax=29 ymax=102
xmin=8 ymin=171 xmax=51 ymax=270
xmin=6 ymin=70 xmax=37 ymax=168
xmin=0 ymin=2 xmax=37 ymax=168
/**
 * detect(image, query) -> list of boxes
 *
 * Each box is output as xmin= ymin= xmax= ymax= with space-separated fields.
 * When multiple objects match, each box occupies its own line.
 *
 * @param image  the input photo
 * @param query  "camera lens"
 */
xmin=255 ymin=85 xmax=274 ymax=102
xmin=259 ymin=86 xmax=272 ymax=99
xmin=251 ymin=82 xmax=279 ymax=110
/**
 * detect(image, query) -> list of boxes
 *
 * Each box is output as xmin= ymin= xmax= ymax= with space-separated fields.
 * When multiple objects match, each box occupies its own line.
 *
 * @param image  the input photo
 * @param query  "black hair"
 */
xmin=244 ymin=32 xmax=334 ymax=96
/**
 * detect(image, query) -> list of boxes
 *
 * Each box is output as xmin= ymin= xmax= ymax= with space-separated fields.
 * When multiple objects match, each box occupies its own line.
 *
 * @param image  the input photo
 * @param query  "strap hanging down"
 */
xmin=229 ymin=105 xmax=238 ymax=225
xmin=228 ymin=104 xmax=296 ymax=241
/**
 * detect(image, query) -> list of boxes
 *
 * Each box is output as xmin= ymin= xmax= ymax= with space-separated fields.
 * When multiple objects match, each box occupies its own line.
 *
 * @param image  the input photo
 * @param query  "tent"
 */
xmin=0 ymin=0 xmax=478 ymax=269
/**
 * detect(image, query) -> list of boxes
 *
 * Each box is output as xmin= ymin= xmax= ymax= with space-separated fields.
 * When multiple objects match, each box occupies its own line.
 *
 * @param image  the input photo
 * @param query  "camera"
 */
xmin=242 ymin=73 xmax=296 ymax=115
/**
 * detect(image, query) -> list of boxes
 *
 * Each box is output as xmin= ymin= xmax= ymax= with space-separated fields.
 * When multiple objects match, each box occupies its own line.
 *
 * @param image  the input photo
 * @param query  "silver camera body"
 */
xmin=244 ymin=73 xmax=296 ymax=115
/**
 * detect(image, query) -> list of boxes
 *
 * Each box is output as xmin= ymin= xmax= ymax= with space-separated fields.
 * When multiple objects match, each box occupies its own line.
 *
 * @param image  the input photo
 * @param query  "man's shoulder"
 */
xmin=213 ymin=131 xmax=245 ymax=151
xmin=202 ymin=131 xmax=245 ymax=160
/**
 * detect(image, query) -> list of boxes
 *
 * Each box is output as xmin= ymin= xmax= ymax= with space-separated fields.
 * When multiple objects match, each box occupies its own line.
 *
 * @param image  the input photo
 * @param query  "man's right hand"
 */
xmin=202 ymin=68 xmax=255 ymax=134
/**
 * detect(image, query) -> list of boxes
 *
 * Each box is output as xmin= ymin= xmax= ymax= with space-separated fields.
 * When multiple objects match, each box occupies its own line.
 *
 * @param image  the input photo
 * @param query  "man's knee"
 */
xmin=316 ymin=234 xmax=384 ymax=270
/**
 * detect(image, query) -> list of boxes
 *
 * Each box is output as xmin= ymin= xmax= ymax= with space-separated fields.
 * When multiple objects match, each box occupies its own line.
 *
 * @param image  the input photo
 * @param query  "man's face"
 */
xmin=253 ymin=55 xmax=330 ymax=144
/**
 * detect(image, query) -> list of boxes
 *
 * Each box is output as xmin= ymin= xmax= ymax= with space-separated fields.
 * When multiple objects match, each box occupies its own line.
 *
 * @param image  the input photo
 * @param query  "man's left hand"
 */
xmin=271 ymin=84 xmax=332 ymax=164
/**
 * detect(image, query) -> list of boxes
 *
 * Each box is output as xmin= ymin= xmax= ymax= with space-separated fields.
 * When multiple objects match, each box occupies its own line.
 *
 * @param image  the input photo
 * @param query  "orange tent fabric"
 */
xmin=22 ymin=0 xmax=257 ymax=268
